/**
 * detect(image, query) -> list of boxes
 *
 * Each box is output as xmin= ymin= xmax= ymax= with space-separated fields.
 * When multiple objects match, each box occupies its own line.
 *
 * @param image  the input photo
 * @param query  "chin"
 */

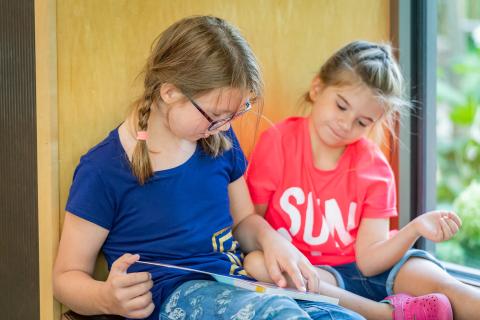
xmin=318 ymin=133 xmax=343 ymax=148
xmin=328 ymin=142 xmax=347 ymax=149
xmin=325 ymin=137 xmax=349 ymax=149
xmin=191 ymin=136 xmax=204 ymax=142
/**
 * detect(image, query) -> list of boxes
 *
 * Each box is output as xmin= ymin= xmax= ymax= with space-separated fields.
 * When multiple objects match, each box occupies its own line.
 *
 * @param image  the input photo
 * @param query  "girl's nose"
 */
xmin=337 ymin=117 xmax=353 ymax=133
xmin=208 ymin=122 xmax=231 ymax=136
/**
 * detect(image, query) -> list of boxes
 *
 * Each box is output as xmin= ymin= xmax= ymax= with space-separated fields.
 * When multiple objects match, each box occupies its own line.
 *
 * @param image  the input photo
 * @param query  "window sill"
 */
xmin=443 ymin=261 xmax=480 ymax=288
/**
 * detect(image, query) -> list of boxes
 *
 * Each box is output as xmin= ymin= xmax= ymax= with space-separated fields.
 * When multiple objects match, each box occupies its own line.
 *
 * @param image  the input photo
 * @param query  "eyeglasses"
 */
xmin=187 ymin=95 xmax=252 ymax=131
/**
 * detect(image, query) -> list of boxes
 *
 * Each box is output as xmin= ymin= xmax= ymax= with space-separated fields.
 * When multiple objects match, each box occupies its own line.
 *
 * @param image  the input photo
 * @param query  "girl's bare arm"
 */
xmin=355 ymin=211 xmax=461 ymax=276
xmin=53 ymin=213 xmax=154 ymax=318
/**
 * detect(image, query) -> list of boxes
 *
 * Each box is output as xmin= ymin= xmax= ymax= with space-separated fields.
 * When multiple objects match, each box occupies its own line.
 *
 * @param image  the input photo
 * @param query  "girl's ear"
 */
xmin=160 ymin=83 xmax=183 ymax=104
xmin=309 ymin=76 xmax=323 ymax=102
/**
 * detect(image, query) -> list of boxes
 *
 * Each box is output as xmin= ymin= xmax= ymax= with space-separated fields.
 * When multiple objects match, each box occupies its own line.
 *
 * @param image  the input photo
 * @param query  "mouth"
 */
xmin=328 ymin=126 xmax=345 ymax=140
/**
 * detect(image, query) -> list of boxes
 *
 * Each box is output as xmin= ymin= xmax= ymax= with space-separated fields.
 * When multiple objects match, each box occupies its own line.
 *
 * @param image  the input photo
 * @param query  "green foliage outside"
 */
xmin=436 ymin=182 xmax=480 ymax=268
xmin=435 ymin=1 xmax=480 ymax=268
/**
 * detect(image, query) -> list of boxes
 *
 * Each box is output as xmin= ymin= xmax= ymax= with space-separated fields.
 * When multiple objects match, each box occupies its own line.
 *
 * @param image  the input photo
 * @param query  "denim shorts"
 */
xmin=159 ymin=279 xmax=365 ymax=320
xmin=318 ymin=249 xmax=444 ymax=301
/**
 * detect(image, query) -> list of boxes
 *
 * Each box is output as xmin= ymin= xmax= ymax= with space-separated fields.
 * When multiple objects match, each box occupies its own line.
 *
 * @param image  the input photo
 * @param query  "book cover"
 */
xmin=136 ymin=260 xmax=339 ymax=305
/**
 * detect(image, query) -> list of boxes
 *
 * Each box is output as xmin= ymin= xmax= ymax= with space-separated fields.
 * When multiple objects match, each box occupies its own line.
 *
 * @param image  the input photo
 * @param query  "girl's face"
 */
xmin=162 ymin=86 xmax=251 ymax=141
xmin=309 ymin=77 xmax=384 ymax=149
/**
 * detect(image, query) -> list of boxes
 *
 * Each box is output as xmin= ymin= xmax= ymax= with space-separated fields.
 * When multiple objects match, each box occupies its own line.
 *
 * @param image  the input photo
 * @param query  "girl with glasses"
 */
xmin=53 ymin=16 xmax=364 ymax=320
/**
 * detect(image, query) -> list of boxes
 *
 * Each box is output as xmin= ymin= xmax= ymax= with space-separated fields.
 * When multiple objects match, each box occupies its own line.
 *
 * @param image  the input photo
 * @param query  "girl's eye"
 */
xmin=337 ymin=103 xmax=347 ymax=111
xmin=357 ymin=119 xmax=370 ymax=127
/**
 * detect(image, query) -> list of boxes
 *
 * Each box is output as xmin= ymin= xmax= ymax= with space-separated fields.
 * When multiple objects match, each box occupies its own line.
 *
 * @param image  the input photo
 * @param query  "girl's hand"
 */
xmin=260 ymin=231 xmax=319 ymax=293
xmin=101 ymin=253 xmax=155 ymax=318
xmin=412 ymin=210 xmax=462 ymax=242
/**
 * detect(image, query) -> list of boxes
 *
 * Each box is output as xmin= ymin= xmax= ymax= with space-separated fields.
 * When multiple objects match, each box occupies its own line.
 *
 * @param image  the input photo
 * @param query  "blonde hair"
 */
xmin=131 ymin=16 xmax=263 ymax=184
xmin=305 ymin=40 xmax=410 ymax=143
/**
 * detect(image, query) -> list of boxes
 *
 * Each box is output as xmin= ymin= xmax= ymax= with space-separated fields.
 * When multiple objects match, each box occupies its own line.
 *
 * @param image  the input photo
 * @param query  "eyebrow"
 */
xmin=337 ymin=93 xmax=375 ymax=123
xmin=222 ymin=98 xmax=250 ymax=115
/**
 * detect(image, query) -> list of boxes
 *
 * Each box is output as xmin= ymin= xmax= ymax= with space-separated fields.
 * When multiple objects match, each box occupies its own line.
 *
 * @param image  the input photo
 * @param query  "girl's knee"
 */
xmin=258 ymin=295 xmax=309 ymax=319
xmin=244 ymin=250 xmax=269 ymax=281
xmin=432 ymin=273 xmax=465 ymax=293
xmin=315 ymin=267 xmax=339 ymax=287
xmin=244 ymin=250 xmax=264 ymax=264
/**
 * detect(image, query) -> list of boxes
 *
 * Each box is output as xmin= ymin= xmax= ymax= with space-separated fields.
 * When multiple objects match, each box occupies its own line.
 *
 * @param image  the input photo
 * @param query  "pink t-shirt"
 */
xmin=246 ymin=117 xmax=397 ymax=266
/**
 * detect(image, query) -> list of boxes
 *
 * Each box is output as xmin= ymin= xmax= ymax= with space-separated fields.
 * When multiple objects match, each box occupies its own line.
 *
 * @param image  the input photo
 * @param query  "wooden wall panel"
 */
xmin=57 ymin=1 xmax=390 ymax=222
xmin=36 ymin=0 xmax=61 ymax=319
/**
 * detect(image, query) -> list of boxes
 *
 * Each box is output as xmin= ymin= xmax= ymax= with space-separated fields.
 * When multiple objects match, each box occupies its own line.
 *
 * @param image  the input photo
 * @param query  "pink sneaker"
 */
xmin=383 ymin=293 xmax=453 ymax=320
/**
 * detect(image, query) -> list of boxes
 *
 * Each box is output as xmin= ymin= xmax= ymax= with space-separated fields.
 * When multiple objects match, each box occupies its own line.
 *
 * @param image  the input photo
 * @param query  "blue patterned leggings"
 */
xmin=159 ymin=280 xmax=364 ymax=320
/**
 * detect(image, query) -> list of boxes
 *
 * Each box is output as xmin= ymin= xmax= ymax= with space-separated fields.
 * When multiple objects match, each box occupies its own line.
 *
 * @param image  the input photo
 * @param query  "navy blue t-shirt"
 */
xmin=66 ymin=127 xmax=250 ymax=319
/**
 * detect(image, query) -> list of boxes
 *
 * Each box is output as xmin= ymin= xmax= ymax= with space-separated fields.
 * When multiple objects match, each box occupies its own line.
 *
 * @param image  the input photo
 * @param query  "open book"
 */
xmin=136 ymin=260 xmax=339 ymax=305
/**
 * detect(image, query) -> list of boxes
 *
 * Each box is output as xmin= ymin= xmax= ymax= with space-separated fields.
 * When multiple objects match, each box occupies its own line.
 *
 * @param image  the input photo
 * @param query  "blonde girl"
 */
xmin=246 ymin=40 xmax=480 ymax=320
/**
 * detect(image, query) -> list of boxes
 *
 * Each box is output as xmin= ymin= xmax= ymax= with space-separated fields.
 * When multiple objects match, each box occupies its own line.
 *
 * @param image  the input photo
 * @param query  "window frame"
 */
xmin=396 ymin=0 xmax=480 ymax=286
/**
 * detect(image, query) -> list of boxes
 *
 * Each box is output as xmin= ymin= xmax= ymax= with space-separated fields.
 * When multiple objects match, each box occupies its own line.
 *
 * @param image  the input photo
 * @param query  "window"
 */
xmin=397 ymin=0 xmax=480 ymax=284
xmin=436 ymin=0 xmax=480 ymax=271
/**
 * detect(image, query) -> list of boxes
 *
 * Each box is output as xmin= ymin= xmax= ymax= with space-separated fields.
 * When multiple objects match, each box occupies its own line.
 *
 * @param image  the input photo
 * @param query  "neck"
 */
xmin=128 ymin=102 xmax=194 ymax=152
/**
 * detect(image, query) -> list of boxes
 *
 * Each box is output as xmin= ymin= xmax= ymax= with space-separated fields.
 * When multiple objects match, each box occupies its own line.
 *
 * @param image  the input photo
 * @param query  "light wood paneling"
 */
xmin=57 ymin=1 xmax=390 ymax=220
xmin=36 ymin=0 xmax=61 ymax=319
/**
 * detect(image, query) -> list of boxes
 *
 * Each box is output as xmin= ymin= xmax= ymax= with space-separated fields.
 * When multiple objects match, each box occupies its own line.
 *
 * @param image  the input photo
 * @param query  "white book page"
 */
xmin=136 ymin=260 xmax=339 ymax=305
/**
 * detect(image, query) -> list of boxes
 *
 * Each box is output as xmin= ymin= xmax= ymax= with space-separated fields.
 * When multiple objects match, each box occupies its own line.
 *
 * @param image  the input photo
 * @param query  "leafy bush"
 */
xmin=437 ymin=181 xmax=480 ymax=268
xmin=436 ymin=241 xmax=466 ymax=265
xmin=453 ymin=181 xmax=480 ymax=251
xmin=437 ymin=52 xmax=480 ymax=206
xmin=435 ymin=3 xmax=480 ymax=267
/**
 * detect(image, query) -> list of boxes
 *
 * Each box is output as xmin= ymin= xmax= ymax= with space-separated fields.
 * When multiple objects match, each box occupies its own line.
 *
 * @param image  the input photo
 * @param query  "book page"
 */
xmin=136 ymin=260 xmax=339 ymax=305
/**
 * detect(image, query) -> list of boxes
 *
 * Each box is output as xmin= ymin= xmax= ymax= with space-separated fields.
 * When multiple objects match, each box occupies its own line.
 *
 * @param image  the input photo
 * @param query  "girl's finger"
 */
xmin=264 ymin=257 xmax=287 ymax=288
xmin=125 ymin=290 xmax=153 ymax=311
xmin=299 ymin=262 xmax=318 ymax=293
xmin=446 ymin=211 xmax=462 ymax=228
xmin=444 ymin=217 xmax=459 ymax=237
xmin=281 ymin=261 xmax=306 ymax=292
xmin=115 ymin=272 xmax=151 ymax=288
xmin=111 ymin=253 xmax=140 ymax=274
xmin=122 ymin=279 xmax=154 ymax=300
xmin=439 ymin=217 xmax=452 ymax=241
xmin=127 ymin=302 xmax=155 ymax=319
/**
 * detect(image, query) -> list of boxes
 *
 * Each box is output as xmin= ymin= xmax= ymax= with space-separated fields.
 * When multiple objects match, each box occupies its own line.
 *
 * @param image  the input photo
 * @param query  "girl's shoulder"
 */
xmin=77 ymin=128 xmax=126 ymax=171
xmin=260 ymin=116 xmax=307 ymax=143
xmin=352 ymin=138 xmax=387 ymax=160
xmin=350 ymin=138 xmax=393 ymax=176
xmin=271 ymin=116 xmax=306 ymax=133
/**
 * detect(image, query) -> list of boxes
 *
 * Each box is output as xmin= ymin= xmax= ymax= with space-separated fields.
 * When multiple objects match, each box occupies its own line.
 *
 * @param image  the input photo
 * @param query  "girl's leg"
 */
xmin=161 ymin=279 xmax=365 ymax=320
xmin=297 ymin=300 xmax=365 ymax=320
xmin=393 ymin=256 xmax=480 ymax=320
xmin=311 ymin=281 xmax=392 ymax=319
xmin=244 ymin=251 xmax=392 ymax=320
xmin=159 ymin=279 xmax=312 ymax=319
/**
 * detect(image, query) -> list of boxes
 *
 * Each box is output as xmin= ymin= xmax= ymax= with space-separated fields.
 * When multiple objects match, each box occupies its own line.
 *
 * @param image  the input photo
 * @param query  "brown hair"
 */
xmin=305 ymin=40 xmax=410 ymax=143
xmin=131 ymin=16 xmax=263 ymax=184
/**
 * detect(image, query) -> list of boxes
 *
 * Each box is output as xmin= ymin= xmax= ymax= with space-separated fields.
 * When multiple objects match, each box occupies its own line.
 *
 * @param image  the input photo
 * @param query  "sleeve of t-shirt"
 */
xmin=359 ymin=148 xmax=398 ymax=219
xmin=65 ymin=158 xmax=116 ymax=230
xmin=246 ymin=128 xmax=284 ymax=204
xmin=225 ymin=128 xmax=248 ymax=183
